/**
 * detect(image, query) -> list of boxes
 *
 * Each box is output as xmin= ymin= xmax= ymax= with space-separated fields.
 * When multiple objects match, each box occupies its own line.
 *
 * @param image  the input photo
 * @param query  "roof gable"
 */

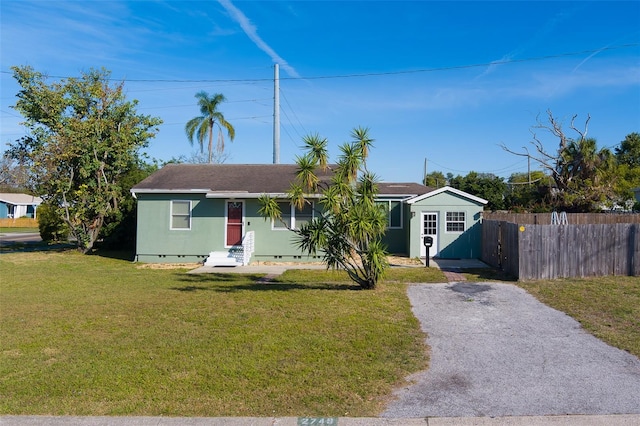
xmin=405 ymin=186 xmax=488 ymax=205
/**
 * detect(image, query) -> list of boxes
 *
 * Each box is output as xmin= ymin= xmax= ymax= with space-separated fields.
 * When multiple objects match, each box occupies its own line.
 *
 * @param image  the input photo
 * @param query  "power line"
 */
xmin=2 ymin=43 xmax=637 ymax=83
xmin=426 ymin=158 xmax=527 ymax=176
xmin=279 ymin=88 xmax=308 ymax=141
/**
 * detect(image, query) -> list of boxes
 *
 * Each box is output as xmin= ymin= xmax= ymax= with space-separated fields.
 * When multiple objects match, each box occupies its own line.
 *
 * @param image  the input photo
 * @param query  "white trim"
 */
xmin=377 ymin=194 xmax=421 ymax=200
xmin=272 ymin=201 xmax=291 ymax=231
xmin=170 ymin=200 xmax=192 ymax=230
xmin=406 ymin=186 xmax=488 ymax=205
xmin=271 ymin=201 xmax=315 ymax=230
xmin=376 ymin=199 xmax=403 ymax=229
xmin=420 ymin=211 xmax=439 ymax=258
xmin=131 ymin=189 xmax=210 ymax=195
xmin=207 ymin=192 xmax=323 ymax=199
xmin=444 ymin=211 xmax=466 ymax=233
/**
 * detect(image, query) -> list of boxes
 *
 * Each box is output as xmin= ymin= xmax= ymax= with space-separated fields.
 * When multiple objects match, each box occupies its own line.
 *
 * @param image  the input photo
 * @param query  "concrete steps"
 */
xmin=203 ymin=251 xmax=240 ymax=267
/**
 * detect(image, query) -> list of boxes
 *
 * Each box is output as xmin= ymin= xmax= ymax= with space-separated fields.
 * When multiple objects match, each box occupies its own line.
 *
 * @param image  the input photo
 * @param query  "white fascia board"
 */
xmin=405 ymin=186 xmax=488 ymax=205
xmin=130 ymin=189 xmax=210 ymax=197
xmin=206 ymin=192 xmax=260 ymax=199
xmin=206 ymin=192 xmax=324 ymax=199
xmin=376 ymin=194 xmax=418 ymax=200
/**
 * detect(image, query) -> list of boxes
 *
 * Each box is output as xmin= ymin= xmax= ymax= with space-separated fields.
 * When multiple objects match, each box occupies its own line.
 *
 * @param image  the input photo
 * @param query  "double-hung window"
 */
xmin=171 ymin=200 xmax=191 ymax=230
xmin=294 ymin=202 xmax=313 ymax=228
xmin=273 ymin=201 xmax=314 ymax=230
xmin=274 ymin=201 xmax=291 ymax=229
xmin=446 ymin=211 xmax=465 ymax=232
xmin=376 ymin=200 xmax=403 ymax=229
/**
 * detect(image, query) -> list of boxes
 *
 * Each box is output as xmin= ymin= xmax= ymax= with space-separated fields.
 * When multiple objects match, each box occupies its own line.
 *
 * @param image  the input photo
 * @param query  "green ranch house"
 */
xmin=131 ymin=164 xmax=487 ymax=266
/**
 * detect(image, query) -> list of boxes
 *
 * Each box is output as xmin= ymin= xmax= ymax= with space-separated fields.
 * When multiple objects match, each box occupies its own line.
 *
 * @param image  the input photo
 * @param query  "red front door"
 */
xmin=226 ymin=201 xmax=243 ymax=246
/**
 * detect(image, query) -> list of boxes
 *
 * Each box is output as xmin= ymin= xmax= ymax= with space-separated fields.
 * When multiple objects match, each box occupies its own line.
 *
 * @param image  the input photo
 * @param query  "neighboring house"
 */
xmin=0 ymin=193 xmax=43 ymax=219
xmin=634 ymin=187 xmax=640 ymax=203
xmin=131 ymin=164 xmax=487 ymax=265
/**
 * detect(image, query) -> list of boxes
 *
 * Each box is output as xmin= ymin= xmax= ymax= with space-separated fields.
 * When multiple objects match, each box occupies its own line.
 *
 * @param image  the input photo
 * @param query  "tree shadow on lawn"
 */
xmin=461 ymin=267 xmax=517 ymax=282
xmin=90 ymin=249 xmax=136 ymax=261
xmin=172 ymin=273 xmax=360 ymax=292
xmin=0 ymin=240 xmax=74 ymax=254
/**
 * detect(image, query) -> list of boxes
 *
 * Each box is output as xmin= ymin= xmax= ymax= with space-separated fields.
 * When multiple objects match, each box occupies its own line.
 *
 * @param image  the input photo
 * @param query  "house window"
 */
xmin=274 ymin=201 xmax=291 ymax=229
xmin=273 ymin=201 xmax=314 ymax=230
xmin=376 ymin=200 xmax=403 ymax=228
xmin=295 ymin=202 xmax=314 ymax=229
xmin=171 ymin=200 xmax=191 ymax=230
xmin=446 ymin=211 xmax=465 ymax=232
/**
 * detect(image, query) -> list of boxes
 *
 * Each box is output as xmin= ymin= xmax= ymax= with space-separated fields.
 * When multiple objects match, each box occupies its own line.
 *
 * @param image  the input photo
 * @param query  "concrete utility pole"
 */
xmin=273 ymin=63 xmax=280 ymax=164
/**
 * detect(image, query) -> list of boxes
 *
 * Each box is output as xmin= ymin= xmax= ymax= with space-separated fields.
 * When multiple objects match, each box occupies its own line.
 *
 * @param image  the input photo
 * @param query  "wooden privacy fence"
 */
xmin=482 ymin=217 xmax=640 ymax=280
xmin=484 ymin=212 xmax=640 ymax=225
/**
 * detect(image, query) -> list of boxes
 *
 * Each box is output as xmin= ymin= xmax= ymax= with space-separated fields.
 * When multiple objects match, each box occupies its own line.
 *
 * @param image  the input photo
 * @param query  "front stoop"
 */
xmin=204 ymin=251 xmax=240 ymax=267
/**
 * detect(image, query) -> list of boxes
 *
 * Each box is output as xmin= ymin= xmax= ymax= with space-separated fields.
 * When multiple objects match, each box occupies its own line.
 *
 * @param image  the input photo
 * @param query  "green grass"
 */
xmin=516 ymin=276 xmax=640 ymax=358
xmin=461 ymin=267 xmax=517 ymax=282
xmin=279 ymin=266 xmax=448 ymax=286
xmin=0 ymin=227 xmax=39 ymax=233
xmin=0 ymin=251 xmax=428 ymax=417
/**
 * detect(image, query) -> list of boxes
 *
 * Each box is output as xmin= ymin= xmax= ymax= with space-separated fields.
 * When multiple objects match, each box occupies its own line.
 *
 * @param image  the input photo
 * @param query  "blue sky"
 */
xmin=1 ymin=1 xmax=639 ymax=183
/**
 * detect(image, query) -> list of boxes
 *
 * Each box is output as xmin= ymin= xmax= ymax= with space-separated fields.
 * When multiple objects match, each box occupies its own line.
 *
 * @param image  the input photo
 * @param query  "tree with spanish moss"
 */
xmin=258 ymin=127 xmax=388 ymax=289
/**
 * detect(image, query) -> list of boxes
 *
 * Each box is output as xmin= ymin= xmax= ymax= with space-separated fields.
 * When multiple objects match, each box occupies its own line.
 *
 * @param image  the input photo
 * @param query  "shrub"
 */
xmin=37 ymin=202 xmax=68 ymax=242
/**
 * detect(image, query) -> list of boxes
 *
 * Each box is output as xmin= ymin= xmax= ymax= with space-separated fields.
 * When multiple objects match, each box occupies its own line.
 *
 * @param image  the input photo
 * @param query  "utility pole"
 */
xmin=507 ymin=147 xmax=532 ymax=186
xmin=523 ymin=146 xmax=531 ymax=187
xmin=423 ymin=158 xmax=427 ymax=185
xmin=273 ymin=63 xmax=280 ymax=164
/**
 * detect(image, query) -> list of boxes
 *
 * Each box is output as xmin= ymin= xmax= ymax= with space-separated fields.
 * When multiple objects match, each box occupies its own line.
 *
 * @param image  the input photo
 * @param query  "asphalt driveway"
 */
xmin=382 ymin=282 xmax=640 ymax=418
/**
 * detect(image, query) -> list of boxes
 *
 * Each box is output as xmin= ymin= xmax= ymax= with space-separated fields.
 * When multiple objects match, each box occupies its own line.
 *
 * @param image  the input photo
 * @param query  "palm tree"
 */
xmin=185 ymin=91 xmax=235 ymax=163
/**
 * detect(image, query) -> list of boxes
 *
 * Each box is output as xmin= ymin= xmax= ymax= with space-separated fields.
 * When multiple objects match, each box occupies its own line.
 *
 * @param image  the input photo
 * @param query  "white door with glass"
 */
xmin=420 ymin=212 xmax=438 ymax=258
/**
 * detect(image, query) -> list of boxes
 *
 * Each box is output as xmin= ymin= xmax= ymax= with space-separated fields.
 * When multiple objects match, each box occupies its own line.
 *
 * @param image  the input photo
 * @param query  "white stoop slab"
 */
xmin=204 ymin=251 xmax=239 ymax=267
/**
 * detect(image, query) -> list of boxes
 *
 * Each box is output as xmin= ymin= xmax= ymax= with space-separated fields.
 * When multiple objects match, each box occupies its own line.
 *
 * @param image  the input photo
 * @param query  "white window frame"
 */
xmin=170 ymin=200 xmax=192 ymax=230
xmin=377 ymin=199 xmax=403 ymax=229
xmin=272 ymin=201 xmax=315 ymax=230
xmin=445 ymin=211 xmax=466 ymax=233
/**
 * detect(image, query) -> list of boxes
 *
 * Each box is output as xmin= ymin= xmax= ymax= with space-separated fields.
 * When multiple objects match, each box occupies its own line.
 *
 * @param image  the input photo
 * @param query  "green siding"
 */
xmin=382 ymin=228 xmax=406 ymax=254
xmin=135 ymin=194 xmax=222 ymax=263
xmin=135 ymin=190 xmax=484 ymax=263
xmin=408 ymin=191 xmax=484 ymax=259
xmin=135 ymin=195 xmax=320 ymax=263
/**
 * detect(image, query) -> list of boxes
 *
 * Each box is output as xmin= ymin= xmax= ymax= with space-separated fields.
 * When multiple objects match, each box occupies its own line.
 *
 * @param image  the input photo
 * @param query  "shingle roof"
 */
xmin=132 ymin=164 xmax=332 ymax=194
xmin=0 ymin=193 xmax=43 ymax=205
xmin=377 ymin=182 xmax=434 ymax=196
xmin=132 ymin=164 xmax=434 ymax=197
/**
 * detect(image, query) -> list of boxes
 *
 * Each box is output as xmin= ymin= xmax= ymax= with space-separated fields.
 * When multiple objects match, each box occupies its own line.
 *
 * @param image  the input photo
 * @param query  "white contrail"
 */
xmin=572 ymin=43 xmax=612 ymax=73
xmin=217 ymin=0 xmax=300 ymax=78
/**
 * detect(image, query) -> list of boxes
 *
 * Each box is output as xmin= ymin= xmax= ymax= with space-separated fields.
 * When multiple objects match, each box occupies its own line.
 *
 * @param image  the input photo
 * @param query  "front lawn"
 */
xmin=0 ymin=251 xmax=429 ymax=417
xmin=0 ymin=227 xmax=40 ymax=233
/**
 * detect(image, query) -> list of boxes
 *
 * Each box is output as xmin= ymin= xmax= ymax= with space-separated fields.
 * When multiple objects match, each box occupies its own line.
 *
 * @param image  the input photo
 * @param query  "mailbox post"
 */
xmin=423 ymin=236 xmax=433 ymax=267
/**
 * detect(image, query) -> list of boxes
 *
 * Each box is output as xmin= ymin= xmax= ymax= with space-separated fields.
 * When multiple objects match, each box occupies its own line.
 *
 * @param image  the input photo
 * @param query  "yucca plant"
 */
xmin=259 ymin=127 xmax=388 ymax=289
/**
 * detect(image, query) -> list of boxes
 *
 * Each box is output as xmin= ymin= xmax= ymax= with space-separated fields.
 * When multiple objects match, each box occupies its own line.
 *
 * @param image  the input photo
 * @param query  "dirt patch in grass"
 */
xmin=136 ymin=262 xmax=201 ymax=270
